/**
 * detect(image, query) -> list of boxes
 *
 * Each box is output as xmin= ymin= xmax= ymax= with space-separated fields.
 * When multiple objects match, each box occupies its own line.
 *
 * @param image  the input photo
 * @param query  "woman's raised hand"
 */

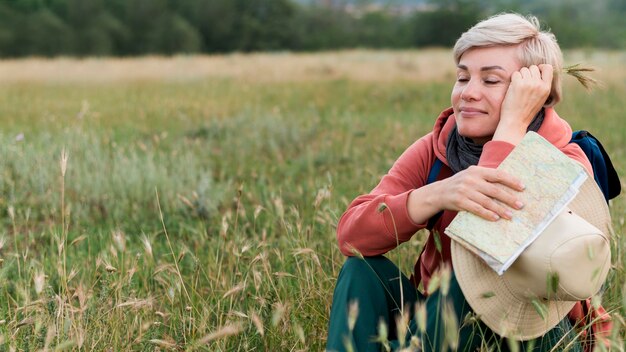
xmin=493 ymin=64 xmax=553 ymax=145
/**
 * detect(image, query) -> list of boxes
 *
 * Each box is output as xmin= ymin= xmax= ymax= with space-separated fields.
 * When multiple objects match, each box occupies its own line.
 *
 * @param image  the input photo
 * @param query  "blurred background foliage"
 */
xmin=0 ymin=0 xmax=624 ymax=57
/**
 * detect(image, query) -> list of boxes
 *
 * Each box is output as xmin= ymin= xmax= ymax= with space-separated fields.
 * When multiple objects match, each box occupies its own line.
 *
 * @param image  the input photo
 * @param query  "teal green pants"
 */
xmin=326 ymin=256 xmax=582 ymax=352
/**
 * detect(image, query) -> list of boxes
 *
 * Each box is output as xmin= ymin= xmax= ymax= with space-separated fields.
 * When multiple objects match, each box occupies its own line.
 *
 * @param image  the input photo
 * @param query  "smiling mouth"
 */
xmin=460 ymin=109 xmax=487 ymax=117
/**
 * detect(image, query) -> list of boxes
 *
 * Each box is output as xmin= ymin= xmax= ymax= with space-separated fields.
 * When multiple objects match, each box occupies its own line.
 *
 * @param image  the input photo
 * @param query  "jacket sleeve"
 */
xmin=477 ymin=140 xmax=593 ymax=175
xmin=337 ymin=134 xmax=435 ymax=257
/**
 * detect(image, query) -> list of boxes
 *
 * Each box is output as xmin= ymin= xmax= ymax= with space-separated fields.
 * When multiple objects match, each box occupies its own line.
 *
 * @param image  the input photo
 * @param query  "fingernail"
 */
xmin=515 ymin=201 xmax=524 ymax=209
xmin=505 ymin=210 xmax=513 ymax=219
xmin=519 ymin=183 xmax=526 ymax=190
xmin=492 ymin=214 xmax=500 ymax=221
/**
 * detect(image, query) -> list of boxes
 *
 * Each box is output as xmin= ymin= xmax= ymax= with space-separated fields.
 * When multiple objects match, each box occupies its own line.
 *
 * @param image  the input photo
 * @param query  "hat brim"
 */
xmin=451 ymin=176 xmax=611 ymax=340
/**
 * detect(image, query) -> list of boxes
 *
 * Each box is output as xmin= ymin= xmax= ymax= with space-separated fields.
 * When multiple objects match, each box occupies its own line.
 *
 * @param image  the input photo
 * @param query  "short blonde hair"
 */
xmin=453 ymin=13 xmax=563 ymax=106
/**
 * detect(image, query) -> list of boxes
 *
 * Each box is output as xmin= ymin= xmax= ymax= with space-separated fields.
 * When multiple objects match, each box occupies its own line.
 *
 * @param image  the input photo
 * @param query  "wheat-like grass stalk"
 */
xmin=564 ymin=64 xmax=598 ymax=90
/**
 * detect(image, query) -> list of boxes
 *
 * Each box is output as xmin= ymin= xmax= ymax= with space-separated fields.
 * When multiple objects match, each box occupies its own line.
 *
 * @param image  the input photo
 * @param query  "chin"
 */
xmin=457 ymin=128 xmax=492 ymax=145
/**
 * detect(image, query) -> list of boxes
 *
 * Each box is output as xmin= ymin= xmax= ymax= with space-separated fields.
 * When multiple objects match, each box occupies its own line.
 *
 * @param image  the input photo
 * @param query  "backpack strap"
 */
xmin=570 ymin=130 xmax=621 ymax=202
xmin=410 ymin=158 xmax=445 ymax=290
xmin=426 ymin=158 xmax=444 ymax=230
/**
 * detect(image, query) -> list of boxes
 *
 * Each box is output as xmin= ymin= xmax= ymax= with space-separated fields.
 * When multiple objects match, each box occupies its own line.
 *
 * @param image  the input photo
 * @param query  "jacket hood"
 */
xmin=431 ymin=107 xmax=574 ymax=166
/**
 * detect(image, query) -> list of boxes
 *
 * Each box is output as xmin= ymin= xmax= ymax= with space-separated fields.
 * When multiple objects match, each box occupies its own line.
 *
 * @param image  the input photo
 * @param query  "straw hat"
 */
xmin=450 ymin=176 xmax=612 ymax=340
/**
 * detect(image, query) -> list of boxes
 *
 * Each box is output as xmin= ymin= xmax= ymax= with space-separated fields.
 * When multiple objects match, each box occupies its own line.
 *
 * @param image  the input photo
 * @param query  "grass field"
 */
xmin=0 ymin=50 xmax=624 ymax=351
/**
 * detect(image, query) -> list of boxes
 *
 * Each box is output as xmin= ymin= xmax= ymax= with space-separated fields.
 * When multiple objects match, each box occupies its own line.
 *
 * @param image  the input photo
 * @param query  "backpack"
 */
xmin=570 ymin=130 xmax=621 ymax=202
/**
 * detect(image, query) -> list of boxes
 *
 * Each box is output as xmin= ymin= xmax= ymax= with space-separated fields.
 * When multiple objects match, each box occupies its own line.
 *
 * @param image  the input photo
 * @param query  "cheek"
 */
xmin=451 ymin=86 xmax=461 ymax=105
xmin=491 ymin=87 xmax=509 ymax=109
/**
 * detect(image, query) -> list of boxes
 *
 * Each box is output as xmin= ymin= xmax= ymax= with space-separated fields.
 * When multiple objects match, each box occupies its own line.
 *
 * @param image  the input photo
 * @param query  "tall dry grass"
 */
xmin=0 ymin=50 xmax=624 ymax=351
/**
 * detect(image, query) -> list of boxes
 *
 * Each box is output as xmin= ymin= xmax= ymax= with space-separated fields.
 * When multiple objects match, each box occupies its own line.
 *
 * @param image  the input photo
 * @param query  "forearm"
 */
xmin=491 ymin=119 xmax=528 ymax=146
xmin=406 ymin=182 xmax=446 ymax=225
xmin=337 ymin=191 xmax=426 ymax=257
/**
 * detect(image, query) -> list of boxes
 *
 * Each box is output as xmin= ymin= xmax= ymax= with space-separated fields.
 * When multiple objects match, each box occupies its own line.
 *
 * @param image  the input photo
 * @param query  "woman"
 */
xmin=326 ymin=13 xmax=607 ymax=352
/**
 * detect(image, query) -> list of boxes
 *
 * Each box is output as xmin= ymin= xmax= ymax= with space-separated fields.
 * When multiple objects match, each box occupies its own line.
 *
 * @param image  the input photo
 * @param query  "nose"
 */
xmin=460 ymin=79 xmax=481 ymax=101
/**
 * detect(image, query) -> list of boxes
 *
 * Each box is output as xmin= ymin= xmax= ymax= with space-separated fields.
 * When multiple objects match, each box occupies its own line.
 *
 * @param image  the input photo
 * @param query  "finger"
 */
xmin=477 ymin=167 xmax=525 ymax=191
xmin=538 ymin=63 xmax=553 ymax=84
xmin=528 ymin=65 xmax=541 ymax=79
xmin=463 ymin=198 xmax=502 ymax=222
xmin=519 ymin=67 xmax=531 ymax=79
xmin=478 ymin=182 xmax=524 ymax=212
xmin=473 ymin=191 xmax=516 ymax=220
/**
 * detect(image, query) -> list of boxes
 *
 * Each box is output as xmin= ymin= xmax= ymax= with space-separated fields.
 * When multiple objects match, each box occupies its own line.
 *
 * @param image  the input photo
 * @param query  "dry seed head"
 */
xmin=415 ymin=302 xmax=427 ymax=333
xmin=43 ymin=324 xmax=57 ymax=351
xmin=34 ymin=271 xmax=45 ymax=295
xmin=223 ymin=283 xmax=246 ymax=299
xmin=348 ymin=300 xmax=359 ymax=331
xmin=564 ymin=64 xmax=598 ymax=90
xmin=273 ymin=272 xmax=296 ymax=278
xmin=116 ymin=298 xmax=154 ymax=310
xmin=294 ymin=324 xmax=305 ymax=344
xmin=155 ymin=311 xmax=169 ymax=318
xmin=271 ymin=302 xmax=286 ymax=327
xmin=347 ymin=244 xmax=364 ymax=260
xmin=230 ymin=310 xmax=247 ymax=318
xmin=254 ymin=205 xmax=263 ymax=219
xmin=109 ymin=244 xmax=117 ymax=258
xmin=410 ymin=336 xmax=421 ymax=349
xmin=440 ymin=264 xmax=451 ymax=296
xmin=177 ymin=194 xmax=194 ymax=208
xmin=111 ymin=230 xmax=126 ymax=252
xmin=220 ymin=214 xmax=229 ymax=237
xmin=314 ymin=187 xmax=331 ymax=208
xmin=250 ymin=312 xmax=264 ymax=337
xmin=177 ymin=250 xmax=186 ymax=263
xmin=395 ymin=311 xmax=409 ymax=349
xmin=149 ymin=339 xmax=177 ymax=349
xmin=591 ymin=295 xmax=601 ymax=310
xmin=72 ymin=284 xmax=88 ymax=310
xmin=442 ymin=301 xmax=459 ymax=349
xmin=127 ymin=266 xmax=137 ymax=282
xmin=273 ymin=197 xmax=285 ymax=218
xmin=70 ymin=235 xmax=87 ymax=246
xmin=141 ymin=234 xmax=153 ymax=259
xmin=7 ymin=206 xmax=14 ymax=222
xmin=375 ymin=319 xmax=390 ymax=351
xmin=196 ymin=324 xmax=242 ymax=344
xmin=60 ymin=148 xmax=69 ymax=177
xmin=15 ymin=317 xmax=35 ymax=328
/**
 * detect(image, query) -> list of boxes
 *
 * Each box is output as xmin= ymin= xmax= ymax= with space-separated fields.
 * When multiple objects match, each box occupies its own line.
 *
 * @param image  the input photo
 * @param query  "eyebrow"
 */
xmin=457 ymin=64 xmax=506 ymax=72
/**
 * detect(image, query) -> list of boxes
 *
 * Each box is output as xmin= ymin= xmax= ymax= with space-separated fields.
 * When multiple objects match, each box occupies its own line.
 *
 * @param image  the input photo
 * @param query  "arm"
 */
xmin=337 ymin=133 xmax=527 ymax=257
xmin=492 ymin=64 xmax=553 ymax=145
xmin=337 ymin=135 xmax=435 ymax=257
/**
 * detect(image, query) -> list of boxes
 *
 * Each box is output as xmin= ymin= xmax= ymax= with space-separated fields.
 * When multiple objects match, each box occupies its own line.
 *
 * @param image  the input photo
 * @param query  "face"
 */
xmin=451 ymin=46 xmax=523 ymax=145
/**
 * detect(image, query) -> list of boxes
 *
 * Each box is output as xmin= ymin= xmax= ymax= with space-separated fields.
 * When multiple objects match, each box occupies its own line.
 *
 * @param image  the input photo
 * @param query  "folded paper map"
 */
xmin=445 ymin=131 xmax=588 ymax=275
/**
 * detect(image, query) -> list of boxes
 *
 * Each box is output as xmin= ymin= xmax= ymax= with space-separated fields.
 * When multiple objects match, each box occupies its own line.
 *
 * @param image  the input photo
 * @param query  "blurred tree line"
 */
xmin=0 ymin=0 xmax=624 ymax=57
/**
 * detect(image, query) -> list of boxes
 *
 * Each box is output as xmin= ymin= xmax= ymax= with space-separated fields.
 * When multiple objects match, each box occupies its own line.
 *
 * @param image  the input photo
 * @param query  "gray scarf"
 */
xmin=446 ymin=109 xmax=545 ymax=173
